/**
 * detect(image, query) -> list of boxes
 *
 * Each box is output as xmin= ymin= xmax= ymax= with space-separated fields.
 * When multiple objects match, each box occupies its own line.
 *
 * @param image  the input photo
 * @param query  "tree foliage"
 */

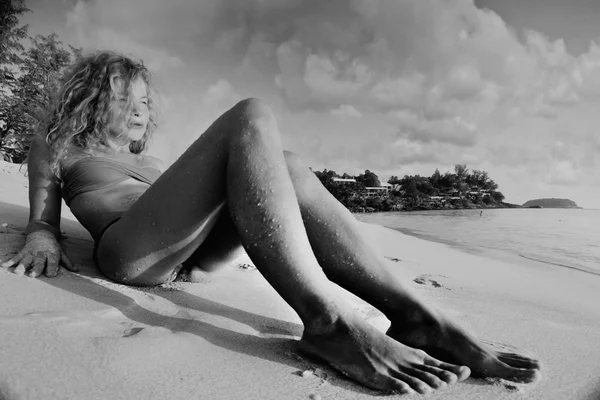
xmin=0 ymin=0 xmax=30 ymax=87
xmin=313 ymin=169 xmax=365 ymax=204
xmin=0 ymin=1 xmax=82 ymax=162
xmin=314 ymin=163 xmax=508 ymax=212
xmin=355 ymin=169 xmax=380 ymax=187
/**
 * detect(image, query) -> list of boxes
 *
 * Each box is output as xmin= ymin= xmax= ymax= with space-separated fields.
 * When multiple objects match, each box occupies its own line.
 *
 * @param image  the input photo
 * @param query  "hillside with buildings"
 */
xmin=313 ymin=164 xmax=517 ymax=213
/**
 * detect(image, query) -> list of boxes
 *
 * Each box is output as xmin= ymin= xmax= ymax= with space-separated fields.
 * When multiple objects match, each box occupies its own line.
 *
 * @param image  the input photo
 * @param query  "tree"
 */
xmin=0 ymin=3 xmax=82 ymax=162
xmin=356 ymin=169 xmax=380 ymax=187
xmin=0 ymin=0 xmax=30 ymax=89
xmin=429 ymin=168 xmax=441 ymax=188
xmin=492 ymin=191 xmax=505 ymax=202
xmin=1 ymin=0 xmax=30 ymax=162
xmin=439 ymin=171 xmax=457 ymax=190
xmin=454 ymin=164 xmax=469 ymax=182
xmin=388 ymin=175 xmax=401 ymax=185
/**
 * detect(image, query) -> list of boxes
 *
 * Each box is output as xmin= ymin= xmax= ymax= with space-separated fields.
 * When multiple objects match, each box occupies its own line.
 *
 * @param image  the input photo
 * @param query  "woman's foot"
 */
xmin=300 ymin=311 xmax=470 ymax=394
xmin=386 ymin=311 xmax=542 ymax=383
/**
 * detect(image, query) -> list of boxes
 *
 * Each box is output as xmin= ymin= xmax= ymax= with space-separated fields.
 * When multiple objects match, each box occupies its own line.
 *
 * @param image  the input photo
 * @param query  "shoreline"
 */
xmin=1 ymin=162 xmax=600 ymax=399
xmin=354 ymin=209 xmax=600 ymax=278
xmin=350 ymin=204 xmax=585 ymax=213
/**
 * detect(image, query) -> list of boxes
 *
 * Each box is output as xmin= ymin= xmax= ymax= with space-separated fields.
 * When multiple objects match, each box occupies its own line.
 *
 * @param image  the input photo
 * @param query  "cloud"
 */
xmin=39 ymin=0 xmax=600 ymax=205
xmin=392 ymin=111 xmax=478 ymax=147
xmin=330 ymin=104 xmax=362 ymax=119
xmin=369 ymin=74 xmax=426 ymax=110
xmin=65 ymin=1 xmax=184 ymax=71
xmin=304 ymin=52 xmax=371 ymax=97
xmin=547 ymin=161 xmax=584 ymax=185
xmin=201 ymin=79 xmax=242 ymax=111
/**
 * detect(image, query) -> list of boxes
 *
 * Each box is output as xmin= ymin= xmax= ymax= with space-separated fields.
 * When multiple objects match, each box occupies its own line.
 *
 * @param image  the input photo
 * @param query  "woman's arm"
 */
xmin=0 ymin=134 xmax=77 ymax=276
xmin=27 ymin=134 xmax=62 ymax=238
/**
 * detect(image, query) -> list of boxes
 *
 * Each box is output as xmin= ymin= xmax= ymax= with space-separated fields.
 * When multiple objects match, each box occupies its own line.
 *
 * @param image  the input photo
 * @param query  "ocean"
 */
xmin=355 ymin=208 xmax=600 ymax=276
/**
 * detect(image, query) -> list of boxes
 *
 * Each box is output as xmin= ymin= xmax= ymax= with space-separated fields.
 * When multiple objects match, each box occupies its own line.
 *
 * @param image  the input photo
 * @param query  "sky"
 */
xmin=20 ymin=0 xmax=600 ymax=208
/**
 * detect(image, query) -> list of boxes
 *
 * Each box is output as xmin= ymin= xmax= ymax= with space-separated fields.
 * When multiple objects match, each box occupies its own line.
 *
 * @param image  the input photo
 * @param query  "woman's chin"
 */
xmin=128 ymin=130 xmax=145 ymax=142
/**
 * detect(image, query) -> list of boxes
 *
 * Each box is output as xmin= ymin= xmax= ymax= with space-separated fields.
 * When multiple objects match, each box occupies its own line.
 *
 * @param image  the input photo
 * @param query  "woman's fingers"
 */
xmin=29 ymin=254 xmax=47 ymax=278
xmin=60 ymin=251 xmax=78 ymax=272
xmin=45 ymin=254 xmax=60 ymax=277
xmin=2 ymin=246 xmax=76 ymax=278
xmin=16 ymin=255 xmax=34 ymax=272
xmin=1 ymin=251 xmax=25 ymax=268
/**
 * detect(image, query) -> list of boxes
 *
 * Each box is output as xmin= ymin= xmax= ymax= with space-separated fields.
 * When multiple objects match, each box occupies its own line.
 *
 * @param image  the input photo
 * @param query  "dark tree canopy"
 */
xmin=0 ymin=1 xmax=82 ymax=163
xmin=0 ymin=0 xmax=30 ymax=87
xmin=356 ymin=169 xmax=380 ymax=187
xmin=313 ymin=163 xmax=510 ymax=212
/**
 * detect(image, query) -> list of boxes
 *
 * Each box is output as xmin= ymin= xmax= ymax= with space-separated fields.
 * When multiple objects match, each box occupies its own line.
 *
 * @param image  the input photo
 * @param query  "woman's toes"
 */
xmin=378 ymin=377 xmax=415 ymax=395
xmin=406 ymin=366 xmax=448 ymax=389
xmin=414 ymin=364 xmax=458 ymax=384
xmin=498 ymin=352 xmax=542 ymax=370
xmin=390 ymin=371 xmax=434 ymax=395
xmin=425 ymin=358 xmax=471 ymax=381
xmin=479 ymin=360 xmax=542 ymax=383
xmin=508 ymin=367 xmax=542 ymax=383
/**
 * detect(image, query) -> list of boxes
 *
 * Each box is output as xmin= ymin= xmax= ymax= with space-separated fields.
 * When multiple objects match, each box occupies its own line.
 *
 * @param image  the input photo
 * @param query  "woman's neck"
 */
xmin=106 ymin=137 xmax=131 ymax=153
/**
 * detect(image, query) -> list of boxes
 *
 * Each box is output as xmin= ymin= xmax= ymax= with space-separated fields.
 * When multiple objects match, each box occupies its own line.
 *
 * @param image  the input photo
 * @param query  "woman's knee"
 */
xmin=226 ymin=98 xmax=278 ymax=138
xmin=231 ymin=98 xmax=274 ymax=122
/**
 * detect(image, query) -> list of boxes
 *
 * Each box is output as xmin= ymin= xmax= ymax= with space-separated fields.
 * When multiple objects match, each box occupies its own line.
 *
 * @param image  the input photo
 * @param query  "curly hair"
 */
xmin=43 ymin=51 xmax=159 ymax=180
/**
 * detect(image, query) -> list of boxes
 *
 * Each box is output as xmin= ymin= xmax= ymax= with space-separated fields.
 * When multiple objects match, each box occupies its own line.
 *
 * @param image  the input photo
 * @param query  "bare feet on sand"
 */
xmin=300 ymin=311 xmax=471 ymax=394
xmin=386 ymin=312 xmax=542 ymax=383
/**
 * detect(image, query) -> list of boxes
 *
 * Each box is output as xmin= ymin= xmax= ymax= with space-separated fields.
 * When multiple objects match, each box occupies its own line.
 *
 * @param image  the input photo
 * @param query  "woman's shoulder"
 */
xmin=59 ymin=148 xmax=93 ymax=171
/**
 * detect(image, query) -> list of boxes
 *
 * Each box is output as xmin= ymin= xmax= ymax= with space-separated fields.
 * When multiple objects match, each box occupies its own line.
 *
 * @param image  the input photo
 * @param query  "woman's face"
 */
xmin=109 ymin=76 xmax=150 ymax=143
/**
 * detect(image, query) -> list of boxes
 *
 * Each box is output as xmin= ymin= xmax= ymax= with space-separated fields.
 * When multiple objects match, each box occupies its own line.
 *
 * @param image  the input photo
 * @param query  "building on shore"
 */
xmin=332 ymin=177 xmax=357 ymax=183
xmin=363 ymin=182 xmax=393 ymax=197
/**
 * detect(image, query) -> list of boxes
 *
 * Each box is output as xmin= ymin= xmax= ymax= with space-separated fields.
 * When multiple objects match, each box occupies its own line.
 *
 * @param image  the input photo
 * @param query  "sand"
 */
xmin=0 ymin=159 xmax=599 ymax=400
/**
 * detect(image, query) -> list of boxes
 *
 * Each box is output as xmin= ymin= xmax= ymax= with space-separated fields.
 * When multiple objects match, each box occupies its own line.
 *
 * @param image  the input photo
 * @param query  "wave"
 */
xmin=518 ymin=254 xmax=600 ymax=276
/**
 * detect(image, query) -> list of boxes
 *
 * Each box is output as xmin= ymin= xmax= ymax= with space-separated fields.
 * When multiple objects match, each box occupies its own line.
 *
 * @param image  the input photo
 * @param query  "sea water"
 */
xmin=355 ymin=208 xmax=600 ymax=276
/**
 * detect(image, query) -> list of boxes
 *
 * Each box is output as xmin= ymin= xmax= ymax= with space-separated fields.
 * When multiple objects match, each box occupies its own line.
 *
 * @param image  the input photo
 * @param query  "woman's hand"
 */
xmin=1 ymin=229 xmax=77 ymax=277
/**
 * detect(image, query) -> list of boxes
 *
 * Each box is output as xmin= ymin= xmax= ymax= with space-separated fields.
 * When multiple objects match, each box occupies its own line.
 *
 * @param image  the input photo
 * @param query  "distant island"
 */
xmin=522 ymin=198 xmax=581 ymax=209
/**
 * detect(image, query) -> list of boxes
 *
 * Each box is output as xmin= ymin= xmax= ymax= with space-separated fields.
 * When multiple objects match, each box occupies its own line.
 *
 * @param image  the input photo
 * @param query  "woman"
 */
xmin=1 ymin=51 xmax=540 ymax=394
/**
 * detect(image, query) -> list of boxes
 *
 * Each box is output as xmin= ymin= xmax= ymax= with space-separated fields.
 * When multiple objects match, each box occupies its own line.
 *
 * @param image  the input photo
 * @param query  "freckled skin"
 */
xmin=22 ymin=98 xmax=541 ymax=393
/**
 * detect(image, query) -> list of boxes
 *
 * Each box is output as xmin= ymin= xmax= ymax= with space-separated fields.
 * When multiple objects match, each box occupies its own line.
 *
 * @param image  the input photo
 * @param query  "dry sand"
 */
xmin=1 ymin=160 xmax=599 ymax=400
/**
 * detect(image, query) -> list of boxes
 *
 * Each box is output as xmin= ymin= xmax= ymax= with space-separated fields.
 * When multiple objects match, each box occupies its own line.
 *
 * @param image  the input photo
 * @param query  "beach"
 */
xmin=1 ymin=160 xmax=599 ymax=400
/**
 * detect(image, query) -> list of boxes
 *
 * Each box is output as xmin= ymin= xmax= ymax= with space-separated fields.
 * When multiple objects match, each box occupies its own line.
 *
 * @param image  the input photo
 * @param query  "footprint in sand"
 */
xmin=238 ymin=263 xmax=256 ymax=270
xmin=413 ymin=274 xmax=447 ymax=289
xmin=122 ymin=327 xmax=145 ymax=338
xmin=484 ymin=377 xmax=523 ymax=393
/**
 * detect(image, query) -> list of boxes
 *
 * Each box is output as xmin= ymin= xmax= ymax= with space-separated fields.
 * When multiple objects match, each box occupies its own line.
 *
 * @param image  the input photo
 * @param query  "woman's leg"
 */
xmin=96 ymin=98 xmax=469 ymax=394
xmin=282 ymin=152 xmax=542 ymax=383
xmin=163 ymin=146 xmax=540 ymax=384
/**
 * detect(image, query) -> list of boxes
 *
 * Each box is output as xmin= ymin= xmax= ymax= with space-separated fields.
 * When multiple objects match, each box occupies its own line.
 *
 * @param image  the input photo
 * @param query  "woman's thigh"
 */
xmin=96 ymin=105 xmax=240 ymax=286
